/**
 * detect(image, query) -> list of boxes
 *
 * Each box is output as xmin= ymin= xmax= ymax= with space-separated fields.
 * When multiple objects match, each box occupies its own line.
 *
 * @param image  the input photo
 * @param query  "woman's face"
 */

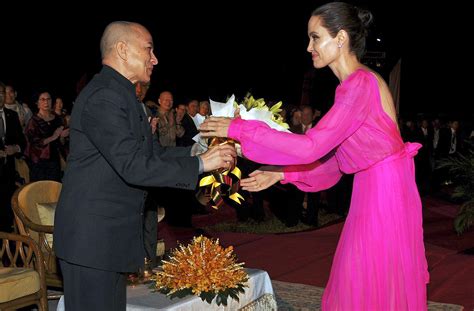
xmin=307 ymin=16 xmax=340 ymax=68
xmin=55 ymin=98 xmax=63 ymax=110
xmin=37 ymin=92 xmax=52 ymax=112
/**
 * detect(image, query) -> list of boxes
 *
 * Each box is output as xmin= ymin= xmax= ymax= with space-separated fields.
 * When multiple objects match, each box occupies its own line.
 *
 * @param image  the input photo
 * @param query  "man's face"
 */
xmin=135 ymin=82 xmax=150 ymax=101
xmin=5 ymin=86 xmax=15 ymax=105
xmin=176 ymin=104 xmax=186 ymax=119
xmin=187 ymin=101 xmax=198 ymax=117
xmin=127 ymin=26 xmax=158 ymax=84
xmin=301 ymin=107 xmax=314 ymax=126
xmin=158 ymin=92 xmax=173 ymax=112
xmin=0 ymin=86 xmax=5 ymax=108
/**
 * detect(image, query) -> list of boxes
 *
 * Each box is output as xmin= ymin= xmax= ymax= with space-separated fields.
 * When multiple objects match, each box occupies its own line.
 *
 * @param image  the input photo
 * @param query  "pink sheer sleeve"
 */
xmin=281 ymin=151 xmax=343 ymax=192
xmin=228 ymin=70 xmax=373 ymax=165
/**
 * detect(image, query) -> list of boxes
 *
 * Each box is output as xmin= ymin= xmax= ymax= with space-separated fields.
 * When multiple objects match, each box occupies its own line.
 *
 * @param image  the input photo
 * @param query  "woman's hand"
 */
xmin=149 ymin=117 xmax=158 ymax=135
xmin=240 ymin=166 xmax=284 ymax=192
xmin=199 ymin=117 xmax=233 ymax=138
xmin=60 ymin=128 xmax=70 ymax=138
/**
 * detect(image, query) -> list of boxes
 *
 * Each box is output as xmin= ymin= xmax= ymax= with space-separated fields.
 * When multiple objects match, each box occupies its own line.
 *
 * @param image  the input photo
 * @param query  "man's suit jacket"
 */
xmin=437 ymin=127 xmax=460 ymax=158
xmin=54 ymin=66 xmax=200 ymax=272
xmin=177 ymin=113 xmax=199 ymax=147
xmin=0 ymin=108 xmax=26 ymax=185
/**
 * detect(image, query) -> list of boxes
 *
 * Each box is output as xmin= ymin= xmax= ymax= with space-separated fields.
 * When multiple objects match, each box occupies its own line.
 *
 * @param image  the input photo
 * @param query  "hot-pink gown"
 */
xmin=228 ymin=69 xmax=429 ymax=310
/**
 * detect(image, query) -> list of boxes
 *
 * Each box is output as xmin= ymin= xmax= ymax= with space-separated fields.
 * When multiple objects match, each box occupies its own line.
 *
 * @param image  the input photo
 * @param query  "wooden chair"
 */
xmin=14 ymin=158 xmax=30 ymax=185
xmin=0 ymin=231 xmax=48 ymax=311
xmin=11 ymin=181 xmax=63 ymax=290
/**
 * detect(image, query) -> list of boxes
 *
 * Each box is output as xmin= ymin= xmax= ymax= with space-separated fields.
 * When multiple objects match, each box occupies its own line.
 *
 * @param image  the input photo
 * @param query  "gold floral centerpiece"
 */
xmin=153 ymin=235 xmax=249 ymax=306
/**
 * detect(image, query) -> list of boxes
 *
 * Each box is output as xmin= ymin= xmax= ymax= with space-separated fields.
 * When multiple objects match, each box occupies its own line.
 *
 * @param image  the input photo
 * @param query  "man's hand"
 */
xmin=240 ymin=166 xmax=284 ymax=192
xmin=199 ymin=143 xmax=237 ymax=172
xmin=199 ymin=117 xmax=233 ymax=138
xmin=4 ymin=145 xmax=20 ymax=156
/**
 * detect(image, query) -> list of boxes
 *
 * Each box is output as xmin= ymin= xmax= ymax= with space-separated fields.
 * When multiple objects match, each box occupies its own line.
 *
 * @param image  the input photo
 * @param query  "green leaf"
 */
xmin=200 ymin=291 xmax=216 ymax=304
xmin=216 ymin=294 xmax=223 ymax=306
xmin=229 ymin=290 xmax=240 ymax=301
xmin=454 ymin=215 xmax=467 ymax=235
xmin=168 ymin=288 xmax=193 ymax=299
xmin=237 ymin=283 xmax=246 ymax=293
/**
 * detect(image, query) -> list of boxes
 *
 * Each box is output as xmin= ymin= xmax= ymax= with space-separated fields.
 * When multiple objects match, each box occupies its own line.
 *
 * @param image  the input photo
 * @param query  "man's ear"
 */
xmin=116 ymin=41 xmax=128 ymax=61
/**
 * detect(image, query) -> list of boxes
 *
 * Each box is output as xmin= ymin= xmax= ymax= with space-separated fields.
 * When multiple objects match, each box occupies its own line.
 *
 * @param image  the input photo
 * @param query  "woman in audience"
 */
xmin=24 ymin=91 xmax=69 ymax=181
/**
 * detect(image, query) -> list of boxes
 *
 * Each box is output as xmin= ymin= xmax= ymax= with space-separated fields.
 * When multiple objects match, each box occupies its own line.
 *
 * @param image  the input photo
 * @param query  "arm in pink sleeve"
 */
xmin=281 ymin=151 xmax=343 ymax=192
xmin=228 ymin=70 xmax=373 ymax=165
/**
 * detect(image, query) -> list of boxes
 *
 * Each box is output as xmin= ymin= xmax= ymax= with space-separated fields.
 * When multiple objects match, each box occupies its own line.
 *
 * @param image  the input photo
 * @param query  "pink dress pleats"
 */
xmin=228 ymin=69 xmax=429 ymax=310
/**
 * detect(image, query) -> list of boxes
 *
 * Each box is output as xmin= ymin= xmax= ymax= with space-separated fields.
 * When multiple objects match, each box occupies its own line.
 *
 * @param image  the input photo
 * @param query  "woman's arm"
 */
xmin=228 ymin=72 xmax=373 ymax=165
xmin=282 ymin=152 xmax=342 ymax=192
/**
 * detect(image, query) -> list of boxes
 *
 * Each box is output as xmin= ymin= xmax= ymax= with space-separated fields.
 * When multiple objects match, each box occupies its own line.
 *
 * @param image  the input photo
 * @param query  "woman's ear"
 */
xmin=336 ymin=29 xmax=348 ymax=48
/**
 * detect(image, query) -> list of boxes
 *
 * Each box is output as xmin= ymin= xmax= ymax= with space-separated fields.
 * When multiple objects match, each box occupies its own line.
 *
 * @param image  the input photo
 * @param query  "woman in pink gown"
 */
xmin=200 ymin=2 xmax=429 ymax=310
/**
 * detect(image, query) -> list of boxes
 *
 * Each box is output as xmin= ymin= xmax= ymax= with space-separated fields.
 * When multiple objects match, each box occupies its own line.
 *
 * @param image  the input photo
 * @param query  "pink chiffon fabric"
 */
xmin=228 ymin=69 xmax=429 ymax=310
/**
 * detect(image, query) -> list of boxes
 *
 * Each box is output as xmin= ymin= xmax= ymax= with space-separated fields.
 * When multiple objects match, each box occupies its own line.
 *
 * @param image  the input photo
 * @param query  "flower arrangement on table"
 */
xmin=194 ymin=93 xmax=289 ymax=209
xmin=152 ymin=235 xmax=248 ymax=306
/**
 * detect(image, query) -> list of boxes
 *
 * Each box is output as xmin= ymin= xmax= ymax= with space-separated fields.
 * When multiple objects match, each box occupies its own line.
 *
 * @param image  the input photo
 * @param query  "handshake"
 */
xmin=196 ymin=140 xmax=237 ymax=173
xmin=192 ymin=115 xmax=238 ymax=174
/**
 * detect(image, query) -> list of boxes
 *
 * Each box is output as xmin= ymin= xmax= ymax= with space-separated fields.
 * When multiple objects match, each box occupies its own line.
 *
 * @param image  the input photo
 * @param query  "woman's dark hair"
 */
xmin=32 ymin=90 xmax=51 ymax=103
xmin=312 ymin=2 xmax=373 ymax=60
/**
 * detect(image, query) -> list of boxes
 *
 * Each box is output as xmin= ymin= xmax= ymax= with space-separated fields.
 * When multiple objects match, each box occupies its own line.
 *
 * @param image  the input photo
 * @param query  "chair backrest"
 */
xmin=12 ymin=181 xmax=63 ymax=288
xmin=14 ymin=181 xmax=62 ymax=244
xmin=0 ymin=231 xmax=48 ymax=310
xmin=15 ymin=158 xmax=30 ymax=184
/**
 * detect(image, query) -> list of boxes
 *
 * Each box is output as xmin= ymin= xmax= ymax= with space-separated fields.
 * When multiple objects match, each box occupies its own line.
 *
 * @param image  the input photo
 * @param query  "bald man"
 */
xmin=54 ymin=21 xmax=236 ymax=310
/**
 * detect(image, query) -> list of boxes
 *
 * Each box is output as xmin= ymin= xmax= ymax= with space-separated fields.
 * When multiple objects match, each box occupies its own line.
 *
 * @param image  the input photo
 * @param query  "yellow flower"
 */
xmin=239 ymin=93 xmax=290 ymax=130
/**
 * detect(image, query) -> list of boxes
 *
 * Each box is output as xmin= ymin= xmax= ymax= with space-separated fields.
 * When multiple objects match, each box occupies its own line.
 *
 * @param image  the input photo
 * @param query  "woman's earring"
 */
xmin=338 ymin=43 xmax=343 ymax=48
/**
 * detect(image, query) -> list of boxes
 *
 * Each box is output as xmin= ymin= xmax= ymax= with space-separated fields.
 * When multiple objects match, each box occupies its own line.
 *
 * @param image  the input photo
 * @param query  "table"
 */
xmin=57 ymin=268 xmax=276 ymax=310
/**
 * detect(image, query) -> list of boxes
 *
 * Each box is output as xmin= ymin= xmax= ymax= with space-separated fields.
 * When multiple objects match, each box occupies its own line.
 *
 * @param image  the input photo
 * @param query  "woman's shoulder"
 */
xmin=344 ymin=67 xmax=378 ymax=86
xmin=337 ymin=67 xmax=383 ymax=98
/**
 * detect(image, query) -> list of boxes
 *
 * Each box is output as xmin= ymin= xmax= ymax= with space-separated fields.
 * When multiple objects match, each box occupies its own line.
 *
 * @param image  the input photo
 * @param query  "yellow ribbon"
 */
xmin=198 ymin=139 xmax=244 ymax=209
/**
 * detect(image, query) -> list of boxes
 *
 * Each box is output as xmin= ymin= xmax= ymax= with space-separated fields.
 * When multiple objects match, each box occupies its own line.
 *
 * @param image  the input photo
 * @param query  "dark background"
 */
xmin=0 ymin=2 xmax=466 ymax=118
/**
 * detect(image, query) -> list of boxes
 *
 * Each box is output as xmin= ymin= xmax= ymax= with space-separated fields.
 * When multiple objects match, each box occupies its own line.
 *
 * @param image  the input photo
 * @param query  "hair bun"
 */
xmin=357 ymin=8 xmax=373 ymax=37
xmin=358 ymin=8 xmax=373 ymax=28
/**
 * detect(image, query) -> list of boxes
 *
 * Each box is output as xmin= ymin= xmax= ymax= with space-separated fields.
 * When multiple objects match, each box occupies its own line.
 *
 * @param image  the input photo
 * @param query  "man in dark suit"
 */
xmin=53 ymin=22 xmax=236 ymax=311
xmin=435 ymin=120 xmax=463 ymax=188
xmin=177 ymin=99 xmax=199 ymax=147
xmin=0 ymin=81 xmax=26 ymax=232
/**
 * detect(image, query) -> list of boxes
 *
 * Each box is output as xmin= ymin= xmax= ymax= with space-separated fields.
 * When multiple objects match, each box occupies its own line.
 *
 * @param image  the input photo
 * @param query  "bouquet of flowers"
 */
xmin=237 ymin=93 xmax=289 ymax=131
xmin=153 ymin=235 xmax=248 ymax=306
xmin=194 ymin=93 xmax=289 ymax=209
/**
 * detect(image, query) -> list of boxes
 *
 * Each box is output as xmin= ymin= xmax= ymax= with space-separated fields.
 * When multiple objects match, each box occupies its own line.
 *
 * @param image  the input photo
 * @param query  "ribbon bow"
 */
xmin=198 ymin=138 xmax=244 ymax=209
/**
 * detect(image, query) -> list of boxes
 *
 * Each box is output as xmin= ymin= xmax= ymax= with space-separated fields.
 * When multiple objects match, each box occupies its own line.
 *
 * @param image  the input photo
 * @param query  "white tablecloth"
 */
xmin=57 ymin=268 xmax=276 ymax=310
